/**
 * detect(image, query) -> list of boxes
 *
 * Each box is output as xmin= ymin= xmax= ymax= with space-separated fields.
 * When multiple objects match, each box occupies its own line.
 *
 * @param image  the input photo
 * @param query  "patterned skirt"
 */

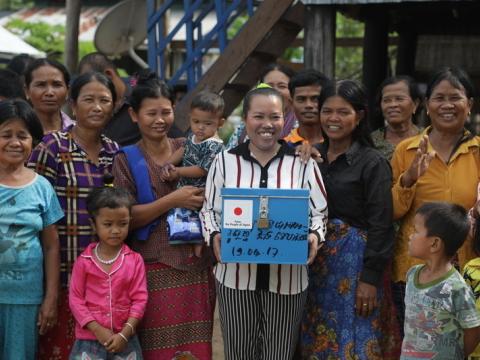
xmin=139 ymin=262 xmax=215 ymax=360
xmin=300 ymin=219 xmax=386 ymax=360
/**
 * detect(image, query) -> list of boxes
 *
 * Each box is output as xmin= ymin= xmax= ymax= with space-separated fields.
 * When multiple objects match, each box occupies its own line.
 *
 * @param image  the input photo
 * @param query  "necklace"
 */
xmin=94 ymin=243 xmax=122 ymax=265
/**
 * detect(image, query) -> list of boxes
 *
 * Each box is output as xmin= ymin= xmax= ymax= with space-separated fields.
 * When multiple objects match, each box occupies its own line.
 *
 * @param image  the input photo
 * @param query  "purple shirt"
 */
xmin=281 ymin=110 xmax=298 ymax=138
xmin=61 ymin=111 xmax=75 ymax=129
xmin=27 ymin=125 xmax=119 ymax=286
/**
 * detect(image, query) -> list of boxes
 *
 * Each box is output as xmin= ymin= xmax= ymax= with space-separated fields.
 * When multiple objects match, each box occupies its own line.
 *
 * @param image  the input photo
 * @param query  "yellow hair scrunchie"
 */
xmin=256 ymin=83 xmax=272 ymax=89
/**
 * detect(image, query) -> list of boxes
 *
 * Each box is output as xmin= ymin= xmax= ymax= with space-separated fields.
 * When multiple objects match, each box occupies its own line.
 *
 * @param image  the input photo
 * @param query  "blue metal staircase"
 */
xmin=147 ymin=0 xmax=304 ymax=130
xmin=147 ymin=0 xmax=255 ymax=90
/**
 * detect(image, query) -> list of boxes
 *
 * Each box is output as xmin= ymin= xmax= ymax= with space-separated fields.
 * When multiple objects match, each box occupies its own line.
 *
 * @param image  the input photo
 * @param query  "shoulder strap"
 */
xmin=120 ymin=145 xmax=158 ymax=241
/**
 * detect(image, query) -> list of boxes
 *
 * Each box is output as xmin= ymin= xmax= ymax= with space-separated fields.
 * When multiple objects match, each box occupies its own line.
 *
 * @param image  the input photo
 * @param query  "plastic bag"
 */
xmin=167 ymin=208 xmax=204 ymax=245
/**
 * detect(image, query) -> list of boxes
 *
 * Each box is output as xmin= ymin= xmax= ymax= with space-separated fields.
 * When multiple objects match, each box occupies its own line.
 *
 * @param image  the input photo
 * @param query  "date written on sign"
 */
xmin=230 ymin=246 xmax=280 ymax=258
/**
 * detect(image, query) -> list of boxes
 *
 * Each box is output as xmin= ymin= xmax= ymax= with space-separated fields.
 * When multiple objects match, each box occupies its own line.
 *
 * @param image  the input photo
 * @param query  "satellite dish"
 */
xmin=94 ymin=0 xmax=148 ymax=68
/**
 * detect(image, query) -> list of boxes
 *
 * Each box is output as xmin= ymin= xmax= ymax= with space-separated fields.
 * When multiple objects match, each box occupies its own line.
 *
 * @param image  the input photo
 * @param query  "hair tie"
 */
xmin=256 ymin=83 xmax=272 ymax=89
xmin=103 ymin=173 xmax=114 ymax=187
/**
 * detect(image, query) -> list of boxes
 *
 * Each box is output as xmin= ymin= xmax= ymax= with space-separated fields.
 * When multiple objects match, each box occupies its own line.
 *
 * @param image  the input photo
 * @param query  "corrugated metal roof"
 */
xmin=301 ymin=0 xmax=448 ymax=4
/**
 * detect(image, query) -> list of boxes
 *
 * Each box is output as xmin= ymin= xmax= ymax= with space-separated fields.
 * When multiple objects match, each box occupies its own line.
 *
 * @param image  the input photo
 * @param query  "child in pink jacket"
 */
xmin=69 ymin=181 xmax=148 ymax=359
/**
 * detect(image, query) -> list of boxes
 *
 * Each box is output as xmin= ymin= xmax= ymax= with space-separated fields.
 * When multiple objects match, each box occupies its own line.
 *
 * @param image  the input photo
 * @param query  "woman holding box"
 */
xmin=201 ymin=86 xmax=328 ymax=360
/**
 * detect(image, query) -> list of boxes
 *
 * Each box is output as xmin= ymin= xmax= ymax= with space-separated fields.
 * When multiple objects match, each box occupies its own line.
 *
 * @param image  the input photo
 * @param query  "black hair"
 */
xmin=319 ymin=79 xmax=375 ymax=147
xmin=475 ymin=218 xmax=480 ymax=257
xmin=260 ymin=63 xmax=296 ymax=83
xmin=0 ymin=69 xmax=25 ymax=100
xmin=24 ymin=58 xmax=70 ymax=88
xmin=86 ymin=174 xmax=134 ymax=218
xmin=425 ymin=67 xmax=475 ymax=100
xmin=172 ymin=80 xmax=188 ymax=105
xmin=129 ymin=71 xmax=173 ymax=112
xmin=288 ymin=69 xmax=331 ymax=98
xmin=375 ymin=75 xmax=423 ymax=125
xmin=416 ymin=202 xmax=470 ymax=258
xmin=0 ymin=99 xmax=44 ymax=144
xmin=242 ymin=86 xmax=284 ymax=118
xmin=379 ymin=75 xmax=422 ymax=104
xmin=77 ymin=52 xmax=117 ymax=74
xmin=7 ymin=54 xmax=35 ymax=77
xmin=70 ymin=72 xmax=117 ymax=106
xmin=190 ymin=91 xmax=225 ymax=117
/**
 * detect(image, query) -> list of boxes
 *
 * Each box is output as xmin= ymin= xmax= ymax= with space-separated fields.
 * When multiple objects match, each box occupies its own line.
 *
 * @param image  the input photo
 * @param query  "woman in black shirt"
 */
xmin=300 ymin=80 xmax=395 ymax=359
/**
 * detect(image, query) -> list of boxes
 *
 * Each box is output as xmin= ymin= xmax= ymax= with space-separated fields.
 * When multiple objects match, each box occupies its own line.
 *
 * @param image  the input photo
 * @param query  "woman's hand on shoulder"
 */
xmin=355 ymin=281 xmax=377 ymax=318
xmin=172 ymin=186 xmax=205 ymax=210
xmin=295 ymin=143 xmax=323 ymax=164
xmin=401 ymin=135 xmax=435 ymax=187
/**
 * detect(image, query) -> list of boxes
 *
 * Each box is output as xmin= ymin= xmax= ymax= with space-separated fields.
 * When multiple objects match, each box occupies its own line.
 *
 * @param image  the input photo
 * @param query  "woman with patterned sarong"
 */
xmin=112 ymin=73 xmax=215 ymax=360
xmin=301 ymin=80 xmax=395 ymax=359
xmin=28 ymin=72 xmax=119 ymax=359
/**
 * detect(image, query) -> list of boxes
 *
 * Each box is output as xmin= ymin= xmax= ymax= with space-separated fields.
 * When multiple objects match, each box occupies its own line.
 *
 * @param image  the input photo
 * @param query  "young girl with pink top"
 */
xmin=69 ymin=177 xmax=148 ymax=359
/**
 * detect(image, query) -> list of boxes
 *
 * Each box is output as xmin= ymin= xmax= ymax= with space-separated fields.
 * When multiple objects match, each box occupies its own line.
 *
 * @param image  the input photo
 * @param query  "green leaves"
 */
xmin=5 ymin=18 xmax=95 ymax=61
xmin=6 ymin=18 xmax=65 ymax=55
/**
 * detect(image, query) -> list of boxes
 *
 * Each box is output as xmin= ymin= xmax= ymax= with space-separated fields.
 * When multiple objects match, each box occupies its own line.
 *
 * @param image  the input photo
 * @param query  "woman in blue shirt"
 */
xmin=0 ymin=99 xmax=63 ymax=360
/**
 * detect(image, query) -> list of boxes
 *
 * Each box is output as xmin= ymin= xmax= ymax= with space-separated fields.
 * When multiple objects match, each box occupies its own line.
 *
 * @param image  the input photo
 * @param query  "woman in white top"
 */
xmin=201 ymin=86 xmax=328 ymax=360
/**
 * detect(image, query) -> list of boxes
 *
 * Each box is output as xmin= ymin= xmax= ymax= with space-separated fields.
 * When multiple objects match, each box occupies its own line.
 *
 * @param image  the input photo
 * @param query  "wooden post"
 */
xmin=173 ymin=0 xmax=303 ymax=131
xmin=396 ymin=29 xmax=417 ymax=76
xmin=304 ymin=5 xmax=336 ymax=78
xmin=64 ymin=0 xmax=81 ymax=73
xmin=362 ymin=7 xmax=388 ymax=130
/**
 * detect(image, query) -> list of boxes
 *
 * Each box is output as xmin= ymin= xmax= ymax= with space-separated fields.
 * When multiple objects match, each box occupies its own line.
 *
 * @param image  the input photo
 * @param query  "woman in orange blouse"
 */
xmin=391 ymin=67 xmax=480 ymax=331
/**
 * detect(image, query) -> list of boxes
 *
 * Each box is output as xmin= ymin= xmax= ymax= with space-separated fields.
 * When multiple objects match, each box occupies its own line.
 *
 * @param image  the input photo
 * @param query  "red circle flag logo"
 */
xmin=234 ymin=207 xmax=243 ymax=216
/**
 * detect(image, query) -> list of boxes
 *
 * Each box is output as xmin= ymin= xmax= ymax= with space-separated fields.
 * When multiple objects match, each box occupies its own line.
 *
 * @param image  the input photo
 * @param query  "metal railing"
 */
xmin=147 ymin=0 xmax=255 ymax=90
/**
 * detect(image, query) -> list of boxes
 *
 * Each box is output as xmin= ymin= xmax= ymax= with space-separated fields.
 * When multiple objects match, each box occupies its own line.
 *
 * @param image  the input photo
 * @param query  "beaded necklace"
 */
xmin=94 ymin=243 xmax=122 ymax=265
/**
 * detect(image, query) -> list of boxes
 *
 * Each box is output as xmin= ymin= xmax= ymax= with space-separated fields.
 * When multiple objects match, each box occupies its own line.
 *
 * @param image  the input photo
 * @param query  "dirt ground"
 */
xmin=212 ymin=304 xmax=224 ymax=359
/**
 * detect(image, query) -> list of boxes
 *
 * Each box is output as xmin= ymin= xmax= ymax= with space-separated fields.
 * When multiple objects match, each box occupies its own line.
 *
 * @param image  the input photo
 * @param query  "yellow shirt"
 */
xmin=463 ymin=258 xmax=480 ymax=358
xmin=391 ymin=127 xmax=480 ymax=282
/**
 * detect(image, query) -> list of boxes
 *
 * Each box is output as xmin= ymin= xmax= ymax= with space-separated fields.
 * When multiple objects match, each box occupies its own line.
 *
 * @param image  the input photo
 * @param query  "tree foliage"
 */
xmin=227 ymin=11 xmax=365 ymax=78
xmin=5 ymin=18 xmax=96 ymax=61
xmin=1 ymin=0 xmax=33 ymax=10
xmin=335 ymin=13 xmax=364 ymax=80
xmin=6 ymin=18 xmax=65 ymax=55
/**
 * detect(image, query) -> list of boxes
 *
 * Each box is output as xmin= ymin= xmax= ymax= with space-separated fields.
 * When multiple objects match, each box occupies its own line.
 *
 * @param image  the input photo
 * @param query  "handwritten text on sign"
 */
xmin=221 ymin=188 xmax=310 ymax=264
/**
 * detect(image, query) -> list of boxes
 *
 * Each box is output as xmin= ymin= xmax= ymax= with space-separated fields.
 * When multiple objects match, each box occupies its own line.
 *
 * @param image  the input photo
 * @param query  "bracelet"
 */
xmin=124 ymin=322 xmax=135 ymax=335
xmin=118 ymin=332 xmax=128 ymax=343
